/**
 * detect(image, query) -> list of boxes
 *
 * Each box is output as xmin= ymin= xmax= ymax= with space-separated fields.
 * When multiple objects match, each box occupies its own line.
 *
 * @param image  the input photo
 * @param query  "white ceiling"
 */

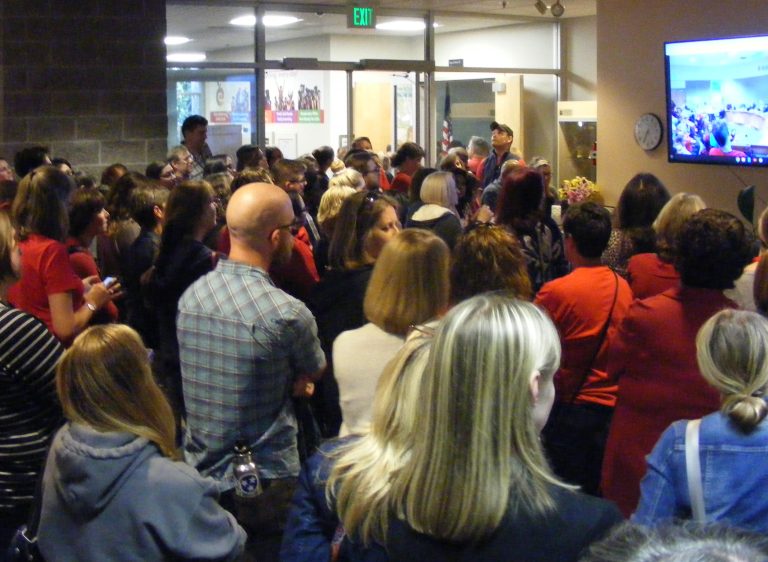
xmin=166 ymin=0 xmax=596 ymax=57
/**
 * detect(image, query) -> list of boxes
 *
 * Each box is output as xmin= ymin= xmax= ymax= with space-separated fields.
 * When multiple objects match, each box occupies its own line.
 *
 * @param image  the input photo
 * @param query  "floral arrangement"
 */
xmin=558 ymin=176 xmax=600 ymax=205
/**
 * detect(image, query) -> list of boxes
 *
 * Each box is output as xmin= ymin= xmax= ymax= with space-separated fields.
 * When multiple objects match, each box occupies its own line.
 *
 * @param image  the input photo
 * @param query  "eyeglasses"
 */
xmin=273 ymin=217 xmax=303 ymax=232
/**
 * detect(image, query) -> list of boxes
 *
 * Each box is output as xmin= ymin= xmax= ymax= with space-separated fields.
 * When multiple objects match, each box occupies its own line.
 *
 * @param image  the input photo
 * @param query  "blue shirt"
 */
xmin=634 ymin=409 xmax=768 ymax=532
xmin=178 ymin=258 xmax=325 ymax=487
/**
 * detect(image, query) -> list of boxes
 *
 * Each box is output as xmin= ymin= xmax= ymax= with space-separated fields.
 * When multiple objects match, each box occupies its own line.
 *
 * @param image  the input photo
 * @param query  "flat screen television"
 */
xmin=665 ymin=34 xmax=768 ymax=167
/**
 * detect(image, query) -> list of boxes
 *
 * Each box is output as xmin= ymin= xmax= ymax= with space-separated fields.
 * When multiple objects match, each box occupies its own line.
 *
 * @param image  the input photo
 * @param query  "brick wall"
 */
xmin=0 ymin=0 xmax=167 ymax=179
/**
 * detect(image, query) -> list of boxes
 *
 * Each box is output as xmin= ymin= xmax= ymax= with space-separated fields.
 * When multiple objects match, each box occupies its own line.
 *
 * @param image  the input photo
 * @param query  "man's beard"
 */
xmin=273 ymin=236 xmax=294 ymax=266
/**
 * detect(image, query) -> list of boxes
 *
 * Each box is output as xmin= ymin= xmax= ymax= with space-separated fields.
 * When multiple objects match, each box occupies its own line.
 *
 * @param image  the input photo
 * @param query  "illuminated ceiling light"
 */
xmin=166 ymin=52 xmax=207 ymax=63
xmin=534 ymin=0 xmax=547 ymax=15
xmin=263 ymin=15 xmax=302 ymax=27
xmin=230 ymin=14 xmax=257 ymax=26
xmin=164 ymin=36 xmax=191 ymax=46
xmin=376 ymin=19 xmax=428 ymax=31
xmin=229 ymin=14 xmax=302 ymax=27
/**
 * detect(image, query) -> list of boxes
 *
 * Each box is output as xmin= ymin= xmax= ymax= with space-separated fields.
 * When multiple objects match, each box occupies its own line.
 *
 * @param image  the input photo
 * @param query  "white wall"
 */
xmin=434 ymin=23 xmax=557 ymax=68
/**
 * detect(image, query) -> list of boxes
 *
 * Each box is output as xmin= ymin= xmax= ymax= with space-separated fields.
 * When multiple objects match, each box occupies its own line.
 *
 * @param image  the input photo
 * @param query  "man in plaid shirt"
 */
xmin=177 ymin=182 xmax=325 ymax=560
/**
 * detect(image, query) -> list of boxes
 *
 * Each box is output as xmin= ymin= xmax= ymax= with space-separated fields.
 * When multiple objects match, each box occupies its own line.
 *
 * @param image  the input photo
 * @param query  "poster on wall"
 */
xmin=204 ymin=81 xmax=252 ymax=125
xmin=265 ymin=70 xmax=325 ymax=124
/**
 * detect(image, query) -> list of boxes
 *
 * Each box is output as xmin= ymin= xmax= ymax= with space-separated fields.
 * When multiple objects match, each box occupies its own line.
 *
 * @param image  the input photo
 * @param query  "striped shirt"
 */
xmin=0 ymin=304 xmax=63 ymax=511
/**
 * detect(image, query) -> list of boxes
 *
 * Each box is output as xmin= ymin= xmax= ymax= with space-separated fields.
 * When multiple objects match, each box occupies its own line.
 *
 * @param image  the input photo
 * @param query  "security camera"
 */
xmin=550 ymin=0 xmax=565 ymax=17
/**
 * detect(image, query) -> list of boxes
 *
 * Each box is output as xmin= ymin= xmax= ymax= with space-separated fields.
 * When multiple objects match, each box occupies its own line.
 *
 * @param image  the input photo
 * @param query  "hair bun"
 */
xmin=728 ymin=394 xmax=768 ymax=432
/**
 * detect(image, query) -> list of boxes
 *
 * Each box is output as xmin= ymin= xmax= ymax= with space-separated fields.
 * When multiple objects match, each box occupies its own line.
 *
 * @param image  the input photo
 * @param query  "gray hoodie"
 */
xmin=38 ymin=422 xmax=246 ymax=561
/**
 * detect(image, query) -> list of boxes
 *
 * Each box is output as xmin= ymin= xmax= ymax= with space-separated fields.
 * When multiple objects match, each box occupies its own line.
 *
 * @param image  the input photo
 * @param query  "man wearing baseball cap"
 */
xmin=480 ymin=121 xmax=524 ymax=188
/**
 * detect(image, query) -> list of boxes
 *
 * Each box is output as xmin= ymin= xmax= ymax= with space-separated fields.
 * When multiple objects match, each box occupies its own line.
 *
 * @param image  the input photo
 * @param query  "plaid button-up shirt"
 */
xmin=178 ymin=258 xmax=325 ymax=488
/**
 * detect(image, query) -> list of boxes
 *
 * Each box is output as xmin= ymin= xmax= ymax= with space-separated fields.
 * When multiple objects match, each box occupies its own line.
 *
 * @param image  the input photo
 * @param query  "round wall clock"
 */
xmin=634 ymin=113 xmax=664 ymax=151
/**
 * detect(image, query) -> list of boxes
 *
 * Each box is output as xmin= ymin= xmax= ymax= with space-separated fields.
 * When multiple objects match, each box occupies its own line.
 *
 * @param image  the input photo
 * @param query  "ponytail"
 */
xmin=697 ymin=310 xmax=768 ymax=434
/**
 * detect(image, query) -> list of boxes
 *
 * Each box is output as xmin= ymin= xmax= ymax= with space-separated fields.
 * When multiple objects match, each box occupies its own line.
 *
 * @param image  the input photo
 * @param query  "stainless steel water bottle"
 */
xmin=233 ymin=440 xmax=261 ymax=498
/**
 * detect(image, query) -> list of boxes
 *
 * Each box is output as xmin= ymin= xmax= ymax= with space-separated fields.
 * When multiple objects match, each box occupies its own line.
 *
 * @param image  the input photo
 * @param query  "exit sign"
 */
xmin=348 ymin=6 xmax=376 ymax=28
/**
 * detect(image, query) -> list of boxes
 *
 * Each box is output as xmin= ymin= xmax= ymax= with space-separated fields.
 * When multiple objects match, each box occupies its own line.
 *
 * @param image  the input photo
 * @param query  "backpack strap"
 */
xmin=685 ymin=419 xmax=706 ymax=522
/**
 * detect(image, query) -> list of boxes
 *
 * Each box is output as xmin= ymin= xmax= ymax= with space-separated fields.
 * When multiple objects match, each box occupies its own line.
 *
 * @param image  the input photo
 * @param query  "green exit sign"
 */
xmin=348 ymin=6 xmax=376 ymax=29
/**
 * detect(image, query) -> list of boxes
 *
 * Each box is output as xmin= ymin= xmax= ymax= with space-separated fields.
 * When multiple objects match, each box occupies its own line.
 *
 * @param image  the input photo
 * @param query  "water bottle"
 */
xmin=233 ymin=440 xmax=261 ymax=498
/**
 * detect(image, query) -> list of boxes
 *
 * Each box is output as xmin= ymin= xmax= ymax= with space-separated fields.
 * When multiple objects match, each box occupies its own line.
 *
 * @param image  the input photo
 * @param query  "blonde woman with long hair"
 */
xmin=37 ymin=325 xmax=245 ymax=561
xmin=281 ymin=330 xmax=432 ymax=561
xmin=635 ymin=309 xmax=768 ymax=531
xmin=282 ymin=295 xmax=621 ymax=562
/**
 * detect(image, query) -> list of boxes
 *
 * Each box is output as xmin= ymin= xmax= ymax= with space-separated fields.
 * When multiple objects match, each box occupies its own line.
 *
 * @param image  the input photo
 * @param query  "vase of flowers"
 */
xmin=558 ymin=176 xmax=602 ymax=207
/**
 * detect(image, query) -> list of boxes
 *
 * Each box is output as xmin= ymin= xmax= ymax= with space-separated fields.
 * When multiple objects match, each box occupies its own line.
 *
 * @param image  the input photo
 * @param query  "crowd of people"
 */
xmin=2 ymin=114 xmax=768 ymax=562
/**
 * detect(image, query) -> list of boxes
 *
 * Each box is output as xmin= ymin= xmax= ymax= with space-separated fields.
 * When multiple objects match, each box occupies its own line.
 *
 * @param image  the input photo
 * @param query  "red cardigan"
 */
xmin=600 ymin=286 xmax=734 ymax=516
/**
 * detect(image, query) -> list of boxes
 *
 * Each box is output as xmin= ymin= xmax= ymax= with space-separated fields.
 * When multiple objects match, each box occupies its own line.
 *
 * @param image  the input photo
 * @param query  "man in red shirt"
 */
xmin=535 ymin=202 xmax=633 ymax=495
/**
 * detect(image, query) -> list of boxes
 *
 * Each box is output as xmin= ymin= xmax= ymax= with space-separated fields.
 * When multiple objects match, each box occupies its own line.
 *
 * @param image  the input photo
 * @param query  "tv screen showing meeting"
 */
xmin=665 ymin=34 xmax=768 ymax=167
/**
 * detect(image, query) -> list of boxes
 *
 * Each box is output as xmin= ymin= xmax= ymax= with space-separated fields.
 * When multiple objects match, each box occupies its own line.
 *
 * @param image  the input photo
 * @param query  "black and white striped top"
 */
xmin=0 ymin=303 xmax=63 ymax=511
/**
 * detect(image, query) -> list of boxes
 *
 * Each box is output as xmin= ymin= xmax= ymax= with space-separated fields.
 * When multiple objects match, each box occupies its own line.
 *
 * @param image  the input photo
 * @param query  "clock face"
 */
xmin=634 ymin=113 xmax=664 ymax=151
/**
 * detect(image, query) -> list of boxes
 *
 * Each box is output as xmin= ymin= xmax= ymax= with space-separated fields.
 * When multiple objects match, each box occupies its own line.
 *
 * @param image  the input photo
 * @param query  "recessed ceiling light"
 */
xmin=230 ymin=14 xmax=257 ymax=27
xmin=263 ymin=15 xmax=302 ymax=27
xmin=164 ymin=36 xmax=191 ymax=46
xmin=166 ymin=52 xmax=207 ymax=63
xmin=229 ymin=14 xmax=302 ymax=27
xmin=375 ymin=20 xmax=438 ymax=31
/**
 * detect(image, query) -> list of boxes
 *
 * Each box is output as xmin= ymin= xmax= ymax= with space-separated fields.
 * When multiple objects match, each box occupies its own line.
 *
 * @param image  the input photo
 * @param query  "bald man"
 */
xmin=177 ymin=183 xmax=325 ymax=558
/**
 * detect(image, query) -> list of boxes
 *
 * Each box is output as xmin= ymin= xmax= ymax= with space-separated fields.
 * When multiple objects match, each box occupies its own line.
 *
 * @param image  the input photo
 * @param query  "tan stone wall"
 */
xmin=1 ymin=0 xmax=167 ymax=178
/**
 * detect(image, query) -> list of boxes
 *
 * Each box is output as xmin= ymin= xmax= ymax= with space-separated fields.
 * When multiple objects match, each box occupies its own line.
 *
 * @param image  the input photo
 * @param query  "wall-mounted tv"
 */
xmin=665 ymin=35 xmax=768 ymax=167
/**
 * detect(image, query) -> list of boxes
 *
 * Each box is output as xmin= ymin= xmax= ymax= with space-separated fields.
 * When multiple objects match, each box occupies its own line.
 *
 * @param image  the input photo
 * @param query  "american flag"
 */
xmin=441 ymin=83 xmax=453 ymax=153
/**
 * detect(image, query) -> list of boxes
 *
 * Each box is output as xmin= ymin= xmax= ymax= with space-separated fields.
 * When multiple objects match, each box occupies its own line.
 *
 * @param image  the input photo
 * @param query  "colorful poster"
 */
xmin=265 ymin=71 xmax=324 ymax=124
xmin=204 ymin=81 xmax=252 ymax=124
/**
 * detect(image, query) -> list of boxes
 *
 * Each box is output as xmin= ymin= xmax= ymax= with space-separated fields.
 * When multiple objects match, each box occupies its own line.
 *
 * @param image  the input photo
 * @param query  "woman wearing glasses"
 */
xmin=309 ymin=191 xmax=400 ymax=437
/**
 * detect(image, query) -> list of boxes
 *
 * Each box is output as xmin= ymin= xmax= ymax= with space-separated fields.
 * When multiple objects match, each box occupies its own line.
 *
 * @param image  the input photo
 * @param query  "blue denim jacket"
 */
xmin=633 ymin=410 xmax=768 ymax=532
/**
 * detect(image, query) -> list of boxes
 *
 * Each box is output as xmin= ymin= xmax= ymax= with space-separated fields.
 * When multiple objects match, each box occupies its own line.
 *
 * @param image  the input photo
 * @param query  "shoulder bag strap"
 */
xmin=567 ymin=271 xmax=620 ymax=404
xmin=685 ymin=418 xmax=706 ymax=522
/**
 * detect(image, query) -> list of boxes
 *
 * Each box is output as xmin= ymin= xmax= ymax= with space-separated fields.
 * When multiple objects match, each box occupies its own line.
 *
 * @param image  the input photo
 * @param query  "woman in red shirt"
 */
xmin=66 ymin=187 xmax=120 ymax=323
xmin=627 ymin=193 xmax=706 ymax=299
xmin=601 ymin=209 xmax=753 ymax=517
xmin=9 ymin=166 xmax=116 ymax=343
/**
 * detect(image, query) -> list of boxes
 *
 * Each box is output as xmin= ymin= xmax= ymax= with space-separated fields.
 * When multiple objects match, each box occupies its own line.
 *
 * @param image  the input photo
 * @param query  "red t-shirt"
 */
xmin=534 ymin=266 xmax=633 ymax=407
xmin=389 ymin=172 xmax=412 ymax=194
xmin=8 ymin=234 xmax=84 ymax=336
xmin=65 ymin=237 xmax=119 ymax=323
xmin=627 ymin=252 xmax=679 ymax=300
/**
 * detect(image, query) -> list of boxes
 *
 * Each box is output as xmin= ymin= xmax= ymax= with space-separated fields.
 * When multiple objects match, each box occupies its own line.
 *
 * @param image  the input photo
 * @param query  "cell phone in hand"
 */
xmin=103 ymin=276 xmax=117 ymax=288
